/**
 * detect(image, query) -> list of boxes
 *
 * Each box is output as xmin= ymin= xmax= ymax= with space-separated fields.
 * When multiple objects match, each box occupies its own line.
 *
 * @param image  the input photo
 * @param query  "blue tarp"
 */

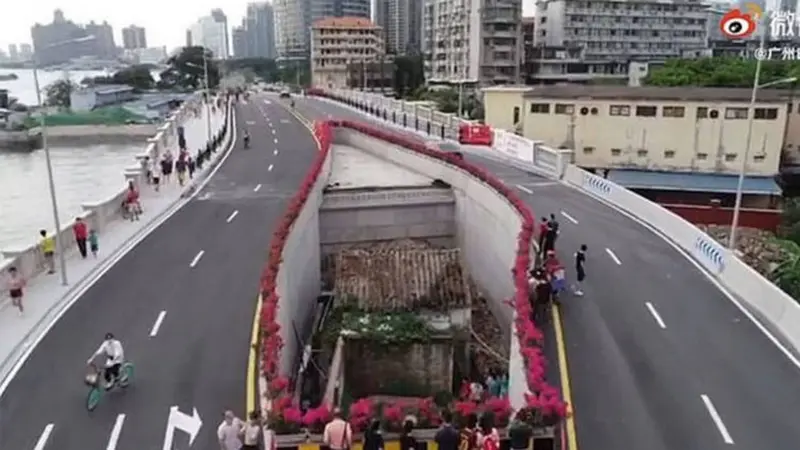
xmin=606 ymin=169 xmax=782 ymax=195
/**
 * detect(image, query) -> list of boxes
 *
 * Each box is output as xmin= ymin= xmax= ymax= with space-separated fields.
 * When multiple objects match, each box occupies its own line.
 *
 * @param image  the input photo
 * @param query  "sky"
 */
xmin=0 ymin=0 xmax=538 ymax=51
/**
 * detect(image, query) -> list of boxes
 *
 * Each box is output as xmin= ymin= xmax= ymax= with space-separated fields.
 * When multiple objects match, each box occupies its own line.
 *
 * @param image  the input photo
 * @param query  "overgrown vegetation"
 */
xmin=644 ymin=57 xmax=800 ymax=88
xmin=320 ymin=305 xmax=434 ymax=346
xmin=774 ymin=200 xmax=800 ymax=299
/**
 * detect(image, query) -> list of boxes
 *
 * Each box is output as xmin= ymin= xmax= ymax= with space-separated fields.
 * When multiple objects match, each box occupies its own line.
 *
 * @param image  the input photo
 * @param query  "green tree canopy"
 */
xmin=44 ymin=79 xmax=77 ymax=108
xmin=158 ymin=46 xmax=221 ymax=91
xmin=82 ymin=65 xmax=155 ymax=90
xmin=644 ymin=57 xmax=800 ymax=88
xmin=394 ymin=55 xmax=425 ymax=98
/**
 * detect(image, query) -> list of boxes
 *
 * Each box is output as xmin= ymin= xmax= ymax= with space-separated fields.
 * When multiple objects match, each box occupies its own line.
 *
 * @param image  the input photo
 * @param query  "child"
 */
xmin=88 ymin=229 xmax=99 ymax=258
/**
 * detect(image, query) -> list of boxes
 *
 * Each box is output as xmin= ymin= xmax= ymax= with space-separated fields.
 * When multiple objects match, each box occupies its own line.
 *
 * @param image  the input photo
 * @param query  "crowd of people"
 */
xmin=528 ymin=213 xmax=588 ymax=322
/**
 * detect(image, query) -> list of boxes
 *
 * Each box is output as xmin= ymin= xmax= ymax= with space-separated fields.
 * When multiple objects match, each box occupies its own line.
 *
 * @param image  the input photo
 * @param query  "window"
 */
xmin=636 ymin=106 xmax=657 ymax=117
xmin=555 ymin=103 xmax=574 ymax=115
xmin=583 ymin=146 xmax=595 ymax=154
xmin=754 ymin=154 xmax=766 ymax=162
xmin=662 ymin=106 xmax=685 ymax=118
xmin=664 ymin=150 xmax=676 ymax=159
xmin=530 ymin=103 xmax=550 ymax=113
xmin=611 ymin=148 xmax=622 ymax=156
xmin=609 ymin=105 xmax=630 ymax=116
xmin=724 ymin=153 xmax=737 ymax=162
xmin=513 ymin=106 xmax=520 ymax=124
xmin=725 ymin=107 xmax=748 ymax=119
xmin=697 ymin=152 xmax=709 ymax=160
xmin=696 ymin=107 xmax=709 ymax=119
xmin=637 ymin=149 xmax=648 ymax=157
xmin=754 ymin=107 xmax=778 ymax=120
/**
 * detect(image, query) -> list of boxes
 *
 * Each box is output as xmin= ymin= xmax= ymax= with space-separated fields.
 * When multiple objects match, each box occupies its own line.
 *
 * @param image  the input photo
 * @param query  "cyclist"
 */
xmin=243 ymin=129 xmax=250 ymax=148
xmin=290 ymin=99 xmax=295 ymax=109
xmin=87 ymin=333 xmax=125 ymax=389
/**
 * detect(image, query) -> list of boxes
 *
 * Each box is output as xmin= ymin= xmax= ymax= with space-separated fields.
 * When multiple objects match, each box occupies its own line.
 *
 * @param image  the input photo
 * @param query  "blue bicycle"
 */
xmin=85 ymin=362 xmax=135 ymax=411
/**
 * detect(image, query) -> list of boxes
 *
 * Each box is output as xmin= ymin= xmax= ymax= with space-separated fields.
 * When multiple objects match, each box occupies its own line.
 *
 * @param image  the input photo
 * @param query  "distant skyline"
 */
xmin=0 ymin=0 xmax=537 ymax=51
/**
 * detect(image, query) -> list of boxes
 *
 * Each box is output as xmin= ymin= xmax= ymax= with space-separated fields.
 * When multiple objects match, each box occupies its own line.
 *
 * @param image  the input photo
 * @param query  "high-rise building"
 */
xmin=186 ymin=30 xmax=193 ymax=47
xmin=188 ymin=15 xmax=230 ymax=59
xmin=232 ymin=25 xmax=248 ymax=58
xmin=211 ymin=9 xmax=230 ymax=59
xmin=122 ymin=25 xmax=148 ymax=50
xmin=85 ymin=21 xmax=117 ymax=58
xmin=275 ymin=0 xmax=371 ymax=61
xmin=31 ymin=9 xmax=116 ymax=66
xmin=19 ymin=44 xmax=32 ymax=60
xmin=7 ymin=44 xmax=18 ymax=60
xmin=375 ymin=0 xmax=420 ymax=55
xmin=242 ymin=2 xmax=277 ymax=59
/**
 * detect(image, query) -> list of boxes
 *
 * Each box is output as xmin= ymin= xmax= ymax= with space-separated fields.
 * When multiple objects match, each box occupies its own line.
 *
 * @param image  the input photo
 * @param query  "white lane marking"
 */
xmin=605 ymin=248 xmax=622 ymax=265
xmin=515 ymin=184 xmax=532 ymax=194
xmin=281 ymin=119 xmax=290 ymax=124
xmin=561 ymin=211 xmax=579 ymax=224
xmin=268 ymin=164 xmax=274 ymax=171
xmin=254 ymin=184 xmax=262 ymax=192
xmin=106 ymin=414 xmax=126 ymax=450
xmin=271 ymin=128 xmax=276 ymax=134
xmin=246 ymin=121 xmax=256 ymax=125
xmin=700 ymin=395 xmax=734 ymax=444
xmin=645 ymin=302 xmax=667 ymax=329
xmin=226 ymin=210 xmax=239 ymax=223
xmin=33 ymin=424 xmax=55 ymax=450
xmin=273 ymin=138 xmax=278 ymax=144
xmin=263 ymin=99 xmax=271 ymax=104
xmin=149 ymin=311 xmax=167 ymax=337
xmin=0 ymin=103 xmax=238 ymax=398
xmin=189 ymin=250 xmax=205 ymax=268
xmin=273 ymin=149 xmax=278 ymax=155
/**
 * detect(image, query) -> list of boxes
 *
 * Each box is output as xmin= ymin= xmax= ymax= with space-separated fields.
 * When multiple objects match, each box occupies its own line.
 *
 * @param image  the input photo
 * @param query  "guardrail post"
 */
xmin=415 ymin=115 xmax=419 ymax=130
xmin=440 ymin=124 xmax=445 ymax=139
xmin=403 ymin=113 xmax=407 ymax=127
xmin=392 ymin=111 xmax=396 ymax=123
xmin=382 ymin=109 xmax=387 ymax=120
xmin=426 ymin=121 xmax=431 ymax=135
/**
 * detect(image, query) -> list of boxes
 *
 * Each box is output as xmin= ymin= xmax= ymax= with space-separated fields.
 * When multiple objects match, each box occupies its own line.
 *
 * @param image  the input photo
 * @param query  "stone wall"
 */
xmin=344 ymin=338 xmax=454 ymax=398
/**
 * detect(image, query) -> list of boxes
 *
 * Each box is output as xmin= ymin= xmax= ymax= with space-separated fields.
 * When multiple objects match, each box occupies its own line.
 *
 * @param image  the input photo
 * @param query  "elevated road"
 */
xmin=0 ymin=95 xmax=318 ymax=450
xmin=293 ymin=96 xmax=800 ymax=450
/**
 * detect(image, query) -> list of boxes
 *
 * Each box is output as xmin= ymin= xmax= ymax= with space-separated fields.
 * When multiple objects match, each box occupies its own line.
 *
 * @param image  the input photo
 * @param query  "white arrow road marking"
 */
xmin=561 ymin=211 xmax=579 ymax=224
xmin=162 ymin=406 xmax=203 ymax=450
xmin=33 ymin=424 xmax=54 ymax=450
xmin=189 ymin=250 xmax=205 ymax=268
xmin=605 ymin=248 xmax=622 ymax=265
xmin=226 ymin=210 xmax=239 ymax=223
xmin=515 ymin=184 xmax=532 ymax=194
xmin=106 ymin=414 xmax=126 ymax=450
xmin=150 ymin=311 xmax=167 ymax=337
xmin=701 ymin=395 xmax=734 ymax=444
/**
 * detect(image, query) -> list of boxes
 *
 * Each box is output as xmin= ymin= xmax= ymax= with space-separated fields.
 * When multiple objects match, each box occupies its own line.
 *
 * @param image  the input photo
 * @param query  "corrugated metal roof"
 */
xmin=607 ymin=169 xmax=782 ymax=195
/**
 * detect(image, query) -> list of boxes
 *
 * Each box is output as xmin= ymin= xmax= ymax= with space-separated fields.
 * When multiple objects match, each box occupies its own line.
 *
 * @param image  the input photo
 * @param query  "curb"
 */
xmin=0 ymin=102 xmax=237 ymax=389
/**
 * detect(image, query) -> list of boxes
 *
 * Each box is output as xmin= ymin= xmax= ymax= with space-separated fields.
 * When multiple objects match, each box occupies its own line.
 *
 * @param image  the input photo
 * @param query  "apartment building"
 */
xmin=374 ymin=0 xmax=422 ymax=55
xmin=188 ymin=15 xmax=229 ymax=59
xmin=529 ymin=0 xmax=707 ymax=82
xmin=275 ymin=0 xmax=371 ymax=61
xmin=311 ymin=17 xmax=385 ymax=89
xmin=421 ymin=0 xmax=521 ymax=85
xmin=483 ymin=85 xmax=789 ymax=177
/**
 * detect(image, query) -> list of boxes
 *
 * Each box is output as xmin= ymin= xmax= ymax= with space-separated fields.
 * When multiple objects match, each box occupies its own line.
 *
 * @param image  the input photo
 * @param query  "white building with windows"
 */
xmin=188 ymin=15 xmax=229 ymax=59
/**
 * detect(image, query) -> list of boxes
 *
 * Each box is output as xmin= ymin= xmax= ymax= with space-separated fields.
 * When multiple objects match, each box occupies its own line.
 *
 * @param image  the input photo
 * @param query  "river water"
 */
xmin=0 ymin=70 xmax=149 ymax=252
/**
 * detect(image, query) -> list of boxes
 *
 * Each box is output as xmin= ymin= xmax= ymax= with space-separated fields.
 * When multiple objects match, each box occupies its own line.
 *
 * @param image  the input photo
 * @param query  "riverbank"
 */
xmin=26 ymin=124 xmax=158 ymax=145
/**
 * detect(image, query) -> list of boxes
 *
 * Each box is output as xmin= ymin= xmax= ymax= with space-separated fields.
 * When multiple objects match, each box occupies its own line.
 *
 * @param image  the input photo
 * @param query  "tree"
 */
xmin=158 ymin=46 xmax=221 ymax=91
xmin=644 ymin=57 xmax=800 ymax=88
xmin=44 ymin=79 xmax=77 ymax=108
xmin=83 ymin=65 xmax=155 ymax=91
xmin=225 ymin=58 xmax=279 ymax=81
xmin=394 ymin=55 xmax=425 ymax=98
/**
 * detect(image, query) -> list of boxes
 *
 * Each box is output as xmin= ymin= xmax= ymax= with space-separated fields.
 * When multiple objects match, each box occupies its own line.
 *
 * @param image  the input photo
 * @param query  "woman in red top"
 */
xmin=125 ymin=181 xmax=141 ymax=221
xmin=73 ymin=217 xmax=89 ymax=258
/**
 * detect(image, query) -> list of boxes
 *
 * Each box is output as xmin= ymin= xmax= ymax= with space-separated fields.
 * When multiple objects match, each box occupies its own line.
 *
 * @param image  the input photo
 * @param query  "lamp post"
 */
xmin=727 ymin=37 xmax=797 ymax=248
xmin=32 ymin=39 xmax=90 ymax=286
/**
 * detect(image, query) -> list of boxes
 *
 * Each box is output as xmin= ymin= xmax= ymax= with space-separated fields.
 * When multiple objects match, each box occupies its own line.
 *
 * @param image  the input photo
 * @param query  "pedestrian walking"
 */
xmin=73 ymin=217 xmax=88 ymax=258
xmin=240 ymin=411 xmax=262 ymax=450
xmin=537 ymin=217 xmax=548 ymax=255
xmin=5 ymin=266 xmax=26 ymax=316
xmin=573 ymin=244 xmax=587 ymax=296
xmin=434 ymin=411 xmax=459 ymax=450
xmin=458 ymin=413 xmax=478 ymax=450
xmin=89 ymin=229 xmax=99 ymax=258
xmin=39 ymin=229 xmax=56 ymax=274
xmin=363 ymin=419 xmax=384 ymax=450
xmin=217 ymin=410 xmax=244 ymax=450
xmin=188 ymin=156 xmax=196 ymax=179
xmin=323 ymin=408 xmax=352 ymax=450
xmin=543 ymin=213 xmax=560 ymax=254
xmin=149 ymin=157 xmax=161 ymax=192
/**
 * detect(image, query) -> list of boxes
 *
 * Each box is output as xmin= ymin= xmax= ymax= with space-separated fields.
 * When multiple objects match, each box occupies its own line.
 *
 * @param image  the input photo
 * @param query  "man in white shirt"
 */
xmin=87 ymin=332 xmax=125 ymax=389
xmin=217 ymin=410 xmax=244 ymax=450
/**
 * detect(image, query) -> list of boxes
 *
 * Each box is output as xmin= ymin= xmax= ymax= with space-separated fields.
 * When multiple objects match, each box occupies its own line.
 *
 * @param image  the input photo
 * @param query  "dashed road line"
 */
xmin=189 ymin=250 xmax=205 ymax=268
xmin=645 ymin=302 xmax=667 ymax=329
xmin=515 ymin=184 xmax=533 ymax=194
xmin=268 ymin=164 xmax=274 ymax=171
xmin=33 ymin=424 xmax=54 ymax=450
xmin=561 ymin=211 xmax=579 ymax=224
xmin=605 ymin=248 xmax=622 ymax=265
xmin=226 ymin=210 xmax=239 ymax=223
xmin=273 ymin=138 xmax=278 ymax=144
xmin=106 ymin=414 xmax=126 ymax=450
xmin=254 ymin=184 xmax=262 ymax=192
xmin=273 ymin=149 xmax=278 ymax=155
xmin=149 ymin=311 xmax=167 ymax=337
xmin=701 ymin=395 xmax=734 ymax=444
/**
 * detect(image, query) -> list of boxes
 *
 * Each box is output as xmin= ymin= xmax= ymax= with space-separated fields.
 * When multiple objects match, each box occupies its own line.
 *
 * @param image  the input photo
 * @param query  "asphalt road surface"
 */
xmin=294 ymin=95 xmax=800 ymax=450
xmin=0 ymin=94 xmax=318 ymax=450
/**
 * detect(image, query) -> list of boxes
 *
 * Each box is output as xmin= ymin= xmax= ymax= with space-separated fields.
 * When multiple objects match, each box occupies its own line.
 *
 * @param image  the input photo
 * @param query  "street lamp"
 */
xmin=31 ymin=38 xmax=91 ymax=286
xmin=728 ymin=28 xmax=797 ymax=248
